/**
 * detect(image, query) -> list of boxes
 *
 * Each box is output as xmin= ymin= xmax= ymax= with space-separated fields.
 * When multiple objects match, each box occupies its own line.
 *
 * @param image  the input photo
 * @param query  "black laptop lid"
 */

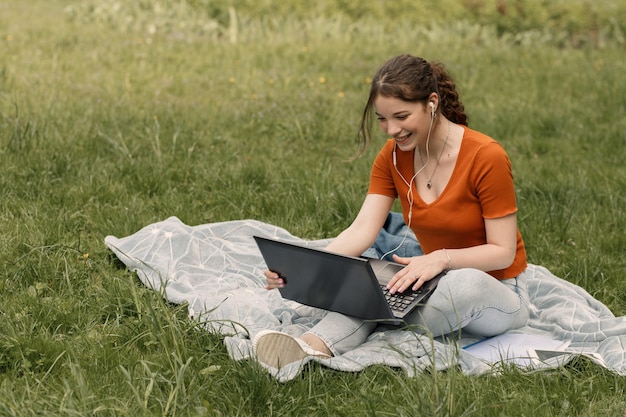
xmin=254 ymin=236 xmax=395 ymax=320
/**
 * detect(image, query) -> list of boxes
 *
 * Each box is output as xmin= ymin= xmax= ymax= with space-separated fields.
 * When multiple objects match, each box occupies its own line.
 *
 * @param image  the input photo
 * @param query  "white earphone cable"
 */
xmin=381 ymin=111 xmax=436 ymax=260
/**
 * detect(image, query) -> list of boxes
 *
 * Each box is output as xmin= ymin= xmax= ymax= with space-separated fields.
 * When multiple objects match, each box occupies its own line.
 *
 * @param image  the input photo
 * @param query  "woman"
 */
xmin=253 ymin=54 xmax=530 ymax=369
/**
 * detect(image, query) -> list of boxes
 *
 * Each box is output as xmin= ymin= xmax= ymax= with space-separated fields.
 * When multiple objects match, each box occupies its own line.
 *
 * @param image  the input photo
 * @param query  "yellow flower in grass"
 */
xmin=319 ymin=76 xmax=326 ymax=84
xmin=594 ymin=59 xmax=605 ymax=71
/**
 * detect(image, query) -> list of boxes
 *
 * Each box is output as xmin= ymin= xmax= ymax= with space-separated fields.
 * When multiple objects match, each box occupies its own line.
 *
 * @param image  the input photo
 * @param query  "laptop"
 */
xmin=253 ymin=235 xmax=443 ymax=323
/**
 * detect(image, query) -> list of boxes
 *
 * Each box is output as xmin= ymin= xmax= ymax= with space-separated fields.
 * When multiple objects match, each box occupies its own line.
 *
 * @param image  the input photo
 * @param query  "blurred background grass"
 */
xmin=0 ymin=0 xmax=625 ymax=415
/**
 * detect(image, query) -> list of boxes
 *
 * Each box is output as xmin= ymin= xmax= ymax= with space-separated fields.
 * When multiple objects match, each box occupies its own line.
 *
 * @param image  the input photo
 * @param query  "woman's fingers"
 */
xmin=264 ymin=270 xmax=284 ymax=290
xmin=387 ymin=270 xmax=427 ymax=294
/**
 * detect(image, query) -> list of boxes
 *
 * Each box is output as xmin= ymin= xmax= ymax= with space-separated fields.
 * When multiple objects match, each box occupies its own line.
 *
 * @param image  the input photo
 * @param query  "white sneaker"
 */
xmin=252 ymin=330 xmax=330 ymax=369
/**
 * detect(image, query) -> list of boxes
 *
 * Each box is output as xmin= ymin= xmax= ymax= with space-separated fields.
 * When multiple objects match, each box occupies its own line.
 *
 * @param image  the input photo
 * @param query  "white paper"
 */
xmin=462 ymin=333 xmax=570 ymax=367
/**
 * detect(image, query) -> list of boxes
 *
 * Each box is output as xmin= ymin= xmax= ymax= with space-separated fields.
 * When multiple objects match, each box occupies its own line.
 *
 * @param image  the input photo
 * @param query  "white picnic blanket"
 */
xmin=104 ymin=216 xmax=626 ymax=382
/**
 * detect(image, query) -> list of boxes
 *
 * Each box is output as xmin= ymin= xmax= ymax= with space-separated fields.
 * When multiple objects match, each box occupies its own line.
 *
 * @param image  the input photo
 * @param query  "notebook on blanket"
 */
xmin=254 ymin=236 xmax=442 ymax=323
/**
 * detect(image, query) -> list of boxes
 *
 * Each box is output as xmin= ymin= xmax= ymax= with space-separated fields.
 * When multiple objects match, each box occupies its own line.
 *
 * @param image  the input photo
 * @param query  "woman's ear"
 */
xmin=428 ymin=93 xmax=439 ymax=117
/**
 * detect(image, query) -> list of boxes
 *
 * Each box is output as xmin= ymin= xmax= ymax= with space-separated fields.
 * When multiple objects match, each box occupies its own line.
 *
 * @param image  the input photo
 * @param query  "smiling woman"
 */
xmin=254 ymin=53 xmax=530 ymax=368
xmin=1 ymin=0 xmax=625 ymax=415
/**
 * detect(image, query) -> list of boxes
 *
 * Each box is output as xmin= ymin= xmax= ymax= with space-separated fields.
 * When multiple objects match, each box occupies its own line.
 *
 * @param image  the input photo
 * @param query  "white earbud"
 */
xmin=429 ymin=101 xmax=436 ymax=118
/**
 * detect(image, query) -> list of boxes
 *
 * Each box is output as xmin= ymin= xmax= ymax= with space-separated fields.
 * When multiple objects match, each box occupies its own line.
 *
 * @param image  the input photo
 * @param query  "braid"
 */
xmin=430 ymin=62 xmax=468 ymax=126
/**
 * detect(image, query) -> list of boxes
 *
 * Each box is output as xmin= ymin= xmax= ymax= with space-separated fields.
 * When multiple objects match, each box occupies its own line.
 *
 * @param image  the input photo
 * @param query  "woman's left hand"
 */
xmin=386 ymin=252 xmax=447 ymax=294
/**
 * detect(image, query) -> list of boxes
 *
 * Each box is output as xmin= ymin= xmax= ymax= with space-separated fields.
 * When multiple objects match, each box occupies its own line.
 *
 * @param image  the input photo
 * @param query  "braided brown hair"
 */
xmin=356 ymin=54 xmax=468 ymax=155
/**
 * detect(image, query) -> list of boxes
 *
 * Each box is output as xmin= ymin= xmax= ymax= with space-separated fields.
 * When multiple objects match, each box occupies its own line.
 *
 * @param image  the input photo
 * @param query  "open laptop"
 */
xmin=254 ymin=236 xmax=443 ymax=323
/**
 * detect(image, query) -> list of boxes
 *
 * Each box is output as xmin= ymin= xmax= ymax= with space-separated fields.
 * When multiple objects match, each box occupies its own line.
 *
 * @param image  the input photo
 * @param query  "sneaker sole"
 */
xmin=254 ymin=332 xmax=310 ymax=369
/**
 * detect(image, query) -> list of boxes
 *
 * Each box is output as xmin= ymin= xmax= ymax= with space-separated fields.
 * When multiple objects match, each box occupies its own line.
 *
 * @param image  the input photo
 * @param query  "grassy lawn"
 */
xmin=1 ymin=0 xmax=625 ymax=415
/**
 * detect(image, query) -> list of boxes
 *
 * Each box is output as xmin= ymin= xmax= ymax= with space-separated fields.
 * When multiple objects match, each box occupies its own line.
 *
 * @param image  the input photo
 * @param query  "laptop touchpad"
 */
xmin=371 ymin=262 xmax=404 ymax=282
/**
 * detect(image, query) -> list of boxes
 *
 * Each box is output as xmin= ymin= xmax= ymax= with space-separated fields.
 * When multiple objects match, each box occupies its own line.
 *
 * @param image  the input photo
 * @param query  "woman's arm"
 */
xmin=387 ymin=213 xmax=518 ymax=293
xmin=443 ymin=213 xmax=518 ymax=271
xmin=324 ymin=194 xmax=395 ymax=256
xmin=265 ymin=194 xmax=394 ymax=289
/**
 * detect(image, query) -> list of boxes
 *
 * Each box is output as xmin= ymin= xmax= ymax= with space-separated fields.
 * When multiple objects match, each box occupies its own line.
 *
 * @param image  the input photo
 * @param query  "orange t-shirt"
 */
xmin=368 ymin=125 xmax=527 ymax=279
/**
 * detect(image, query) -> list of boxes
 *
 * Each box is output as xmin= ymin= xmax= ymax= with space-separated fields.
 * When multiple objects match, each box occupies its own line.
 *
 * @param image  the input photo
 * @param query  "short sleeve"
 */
xmin=368 ymin=140 xmax=399 ymax=199
xmin=473 ymin=142 xmax=518 ymax=219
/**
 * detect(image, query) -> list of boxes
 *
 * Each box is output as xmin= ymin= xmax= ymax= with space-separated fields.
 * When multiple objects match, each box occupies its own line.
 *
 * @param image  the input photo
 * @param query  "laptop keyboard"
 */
xmin=380 ymin=285 xmax=423 ymax=313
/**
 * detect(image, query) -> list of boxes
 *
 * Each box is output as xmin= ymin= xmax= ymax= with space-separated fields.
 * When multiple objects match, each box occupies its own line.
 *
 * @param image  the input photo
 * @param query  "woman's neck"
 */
xmin=418 ymin=117 xmax=451 ymax=159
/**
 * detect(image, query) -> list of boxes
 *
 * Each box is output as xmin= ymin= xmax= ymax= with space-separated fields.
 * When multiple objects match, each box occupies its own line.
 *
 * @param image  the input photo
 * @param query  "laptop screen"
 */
xmin=254 ymin=236 xmax=395 ymax=320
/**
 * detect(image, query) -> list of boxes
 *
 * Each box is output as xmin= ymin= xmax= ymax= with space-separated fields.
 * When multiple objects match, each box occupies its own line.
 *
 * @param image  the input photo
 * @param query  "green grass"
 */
xmin=1 ymin=0 xmax=625 ymax=415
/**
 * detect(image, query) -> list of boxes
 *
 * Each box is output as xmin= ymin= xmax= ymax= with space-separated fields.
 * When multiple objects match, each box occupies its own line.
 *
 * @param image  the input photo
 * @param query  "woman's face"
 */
xmin=374 ymin=95 xmax=432 ymax=152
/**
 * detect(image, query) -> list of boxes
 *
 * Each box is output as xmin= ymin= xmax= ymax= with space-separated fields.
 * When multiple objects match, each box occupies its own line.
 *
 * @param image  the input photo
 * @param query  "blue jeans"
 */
xmin=305 ymin=213 xmax=530 ymax=356
xmin=361 ymin=212 xmax=423 ymax=261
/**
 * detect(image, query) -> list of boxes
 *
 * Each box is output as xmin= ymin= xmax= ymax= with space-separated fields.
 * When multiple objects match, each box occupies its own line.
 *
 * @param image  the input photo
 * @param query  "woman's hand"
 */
xmin=384 ymin=214 xmax=519 ymax=294
xmin=264 ymin=269 xmax=284 ymax=290
xmin=386 ymin=251 xmax=448 ymax=294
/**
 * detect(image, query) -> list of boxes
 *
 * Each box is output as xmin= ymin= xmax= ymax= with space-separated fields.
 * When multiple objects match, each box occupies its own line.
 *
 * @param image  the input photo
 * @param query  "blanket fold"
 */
xmin=105 ymin=216 xmax=626 ymax=382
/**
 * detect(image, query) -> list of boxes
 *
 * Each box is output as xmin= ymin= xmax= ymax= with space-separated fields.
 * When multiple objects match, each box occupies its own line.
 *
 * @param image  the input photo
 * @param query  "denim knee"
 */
xmin=406 ymin=269 xmax=529 ymax=337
